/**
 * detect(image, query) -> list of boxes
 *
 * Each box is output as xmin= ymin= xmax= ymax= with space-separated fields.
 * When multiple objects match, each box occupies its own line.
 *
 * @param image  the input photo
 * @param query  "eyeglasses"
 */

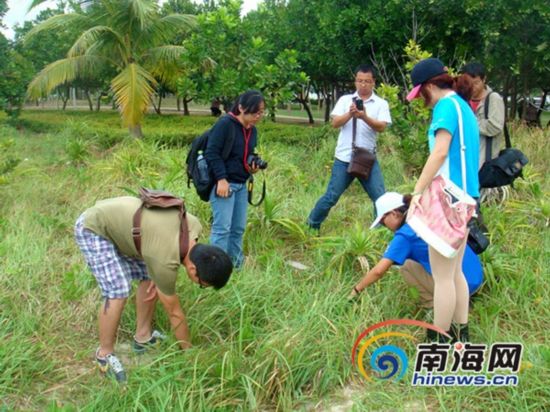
xmin=250 ymin=110 xmax=264 ymax=117
xmin=355 ymin=79 xmax=374 ymax=85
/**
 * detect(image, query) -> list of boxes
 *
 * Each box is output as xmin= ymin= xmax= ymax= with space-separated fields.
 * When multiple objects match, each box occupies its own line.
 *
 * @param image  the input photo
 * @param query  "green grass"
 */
xmin=0 ymin=110 xmax=549 ymax=411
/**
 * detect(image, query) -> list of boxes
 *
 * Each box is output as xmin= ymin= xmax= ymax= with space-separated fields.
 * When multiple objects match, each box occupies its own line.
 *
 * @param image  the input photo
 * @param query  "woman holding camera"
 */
xmin=205 ymin=90 xmax=265 ymax=268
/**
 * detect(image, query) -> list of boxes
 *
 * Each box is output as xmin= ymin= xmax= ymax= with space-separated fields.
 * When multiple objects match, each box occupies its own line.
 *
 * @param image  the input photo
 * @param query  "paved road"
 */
xmin=25 ymin=104 xmax=327 ymax=124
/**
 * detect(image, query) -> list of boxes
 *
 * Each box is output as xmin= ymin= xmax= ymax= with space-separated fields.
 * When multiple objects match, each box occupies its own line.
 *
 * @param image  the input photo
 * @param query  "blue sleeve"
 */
xmin=205 ymin=117 xmax=231 ymax=181
xmin=431 ymin=98 xmax=457 ymax=137
xmin=383 ymin=232 xmax=413 ymax=265
xmin=462 ymin=246 xmax=484 ymax=294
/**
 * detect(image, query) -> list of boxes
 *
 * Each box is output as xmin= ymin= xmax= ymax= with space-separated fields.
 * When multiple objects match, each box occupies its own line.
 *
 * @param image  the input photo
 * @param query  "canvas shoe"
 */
xmin=95 ymin=350 xmax=126 ymax=383
xmin=133 ymin=330 xmax=166 ymax=354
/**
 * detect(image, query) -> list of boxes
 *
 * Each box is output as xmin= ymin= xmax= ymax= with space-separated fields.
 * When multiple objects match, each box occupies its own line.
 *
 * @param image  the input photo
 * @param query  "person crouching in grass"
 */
xmin=348 ymin=192 xmax=483 ymax=342
xmin=74 ymin=196 xmax=233 ymax=383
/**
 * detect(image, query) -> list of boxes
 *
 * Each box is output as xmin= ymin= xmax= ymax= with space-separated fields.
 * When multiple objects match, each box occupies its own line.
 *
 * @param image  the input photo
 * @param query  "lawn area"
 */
xmin=0 ymin=110 xmax=549 ymax=411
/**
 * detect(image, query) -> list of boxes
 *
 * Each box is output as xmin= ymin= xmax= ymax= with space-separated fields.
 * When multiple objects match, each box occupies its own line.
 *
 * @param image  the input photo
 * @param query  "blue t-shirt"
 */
xmin=383 ymin=223 xmax=483 ymax=294
xmin=429 ymin=92 xmax=480 ymax=198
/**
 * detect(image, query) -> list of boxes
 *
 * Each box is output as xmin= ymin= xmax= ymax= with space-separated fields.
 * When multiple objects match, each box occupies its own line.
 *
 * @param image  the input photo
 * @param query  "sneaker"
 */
xmin=133 ymin=330 xmax=166 ymax=354
xmin=95 ymin=351 xmax=126 ymax=383
xmin=304 ymin=223 xmax=320 ymax=237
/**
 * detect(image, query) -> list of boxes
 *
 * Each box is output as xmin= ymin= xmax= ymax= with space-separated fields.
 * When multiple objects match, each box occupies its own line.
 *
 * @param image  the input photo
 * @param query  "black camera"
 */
xmin=247 ymin=154 xmax=268 ymax=170
xmin=353 ymin=97 xmax=364 ymax=111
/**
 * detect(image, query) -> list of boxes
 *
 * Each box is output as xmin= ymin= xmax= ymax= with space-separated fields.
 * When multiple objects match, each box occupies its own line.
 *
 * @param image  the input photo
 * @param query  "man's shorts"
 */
xmin=74 ymin=214 xmax=150 ymax=299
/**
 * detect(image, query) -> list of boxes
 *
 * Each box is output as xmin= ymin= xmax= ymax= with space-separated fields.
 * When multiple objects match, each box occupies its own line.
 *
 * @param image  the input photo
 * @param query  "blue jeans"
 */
xmin=307 ymin=158 xmax=385 ymax=229
xmin=209 ymin=182 xmax=248 ymax=268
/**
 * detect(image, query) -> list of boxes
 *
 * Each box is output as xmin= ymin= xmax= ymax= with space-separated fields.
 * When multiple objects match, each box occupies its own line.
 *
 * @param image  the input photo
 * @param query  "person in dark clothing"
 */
xmin=204 ymin=90 xmax=265 ymax=268
xmin=210 ymin=98 xmax=222 ymax=116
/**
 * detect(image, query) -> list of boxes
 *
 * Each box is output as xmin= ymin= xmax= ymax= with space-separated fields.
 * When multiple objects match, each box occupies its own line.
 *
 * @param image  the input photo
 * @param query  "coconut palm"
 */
xmin=25 ymin=0 xmax=196 ymax=137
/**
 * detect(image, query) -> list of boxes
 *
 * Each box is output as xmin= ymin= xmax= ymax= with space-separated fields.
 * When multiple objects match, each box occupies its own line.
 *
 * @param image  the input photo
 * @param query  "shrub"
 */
xmin=0 ymin=138 xmax=21 ymax=185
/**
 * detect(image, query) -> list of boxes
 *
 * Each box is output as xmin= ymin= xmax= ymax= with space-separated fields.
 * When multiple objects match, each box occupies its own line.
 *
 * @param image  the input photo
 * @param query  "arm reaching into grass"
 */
xmin=156 ymin=290 xmax=191 ymax=349
xmin=348 ymin=258 xmax=394 ymax=299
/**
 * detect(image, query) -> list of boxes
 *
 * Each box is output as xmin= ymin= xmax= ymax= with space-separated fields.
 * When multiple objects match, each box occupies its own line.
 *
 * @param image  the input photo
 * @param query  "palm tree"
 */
xmin=25 ymin=0 xmax=196 ymax=137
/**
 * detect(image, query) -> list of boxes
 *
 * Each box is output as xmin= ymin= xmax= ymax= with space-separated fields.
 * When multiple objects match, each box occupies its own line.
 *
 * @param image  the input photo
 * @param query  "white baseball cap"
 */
xmin=370 ymin=192 xmax=405 ymax=229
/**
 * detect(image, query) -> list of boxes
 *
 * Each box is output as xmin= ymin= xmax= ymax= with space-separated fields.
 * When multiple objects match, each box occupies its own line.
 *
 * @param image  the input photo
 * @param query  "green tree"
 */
xmin=0 ymin=50 xmax=35 ymax=121
xmin=0 ymin=0 xmax=34 ymax=122
xmin=25 ymin=0 xmax=196 ymax=137
xmin=179 ymin=2 xmax=308 ymax=121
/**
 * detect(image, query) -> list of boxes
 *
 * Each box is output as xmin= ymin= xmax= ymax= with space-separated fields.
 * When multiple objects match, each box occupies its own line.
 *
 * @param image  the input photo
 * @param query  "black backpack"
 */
xmin=186 ymin=116 xmax=235 ymax=201
xmin=478 ymin=93 xmax=529 ymax=188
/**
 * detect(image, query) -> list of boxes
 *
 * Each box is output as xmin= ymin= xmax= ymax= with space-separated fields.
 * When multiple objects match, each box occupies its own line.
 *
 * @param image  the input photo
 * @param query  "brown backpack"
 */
xmin=132 ymin=187 xmax=189 ymax=263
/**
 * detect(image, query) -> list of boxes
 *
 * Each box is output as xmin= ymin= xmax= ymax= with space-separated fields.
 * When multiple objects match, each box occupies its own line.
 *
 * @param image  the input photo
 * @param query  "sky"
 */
xmin=2 ymin=0 xmax=261 ymax=39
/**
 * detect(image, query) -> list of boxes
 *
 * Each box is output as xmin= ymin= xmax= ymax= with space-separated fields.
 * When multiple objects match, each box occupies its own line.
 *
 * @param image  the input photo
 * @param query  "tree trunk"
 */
xmin=61 ymin=85 xmax=70 ymax=110
xmin=183 ymin=98 xmax=190 ymax=116
xmin=324 ymin=97 xmax=331 ymax=123
xmin=509 ymin=78 xmax=518 ymax=121
xmin=157 ymin=93 xmax=163 ymax=115
xmin=85 ymin=89 xmax=93 ymax=111
xmin=96 ymin=93 xmax=102 ymax=111
xmin=297 ymin=97 xmax=314 ymax=124
xmin=521 ymin=72 xmax=529 ymax=123
xmin=129 ymin=124 xmax=143 ymax=138
xmin=177 ymin=97 xmax=181 ymax=112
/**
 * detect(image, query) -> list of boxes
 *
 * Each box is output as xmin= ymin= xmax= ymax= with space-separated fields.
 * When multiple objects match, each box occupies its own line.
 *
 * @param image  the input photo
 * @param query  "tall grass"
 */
xmin=0 ymin=111 xmax=548 ymax=410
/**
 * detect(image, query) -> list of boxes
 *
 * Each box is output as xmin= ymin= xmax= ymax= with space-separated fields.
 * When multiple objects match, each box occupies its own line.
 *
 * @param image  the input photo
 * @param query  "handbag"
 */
xmin=478 ymin=93 xmax=528 ymax=188
xmin=407 ymin=96 xmax=477 ymax=258
xmin=347 ymin=117 xmax=376 ymax=180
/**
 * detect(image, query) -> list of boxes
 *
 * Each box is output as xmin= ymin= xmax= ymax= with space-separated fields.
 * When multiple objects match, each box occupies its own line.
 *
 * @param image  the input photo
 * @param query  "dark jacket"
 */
xmin=204 ymin=114 xmax=258 ymax=183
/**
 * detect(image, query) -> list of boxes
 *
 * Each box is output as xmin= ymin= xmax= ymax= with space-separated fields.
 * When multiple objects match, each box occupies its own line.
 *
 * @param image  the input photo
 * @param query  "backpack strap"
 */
xmin=351 ymin=117 xmax=357 ymax=149
xmin=503 ymin=124 xmax=512 ymax=149
xmin=132 ymin=204 xmax=145 ymax=255
xmin=484 ymin=92 xmax=493 ymax=162
xmin=450 ymin=96 xmax=468 ymax=194
xmin=178 ymin=208 xmax=189 ymax=263
xmin=221 ymin=116 xmax=236 ymax=160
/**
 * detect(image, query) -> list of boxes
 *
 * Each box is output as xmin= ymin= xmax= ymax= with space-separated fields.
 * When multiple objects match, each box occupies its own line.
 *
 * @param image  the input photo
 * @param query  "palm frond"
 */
xmin=138 ymin=14 xmax=197 ymax=45
xmin=28 ymin=0 xmax=49 ymax=11
xmin=27 ymin=55 xmax=106 ymax=98
xmin=23 ymin=13 xmax=91 ymax=44
xmin=200 ymin=56 xmax=218 ymax=72
xmin=158 ymin=14 xmax=197 ymax=32
xmin=68 ymin=26 xmax=127 ymax=60
xmin=142 ymin=45 xmax=186 ymax=67
xmin=128 ymin=0 xmax=157 ymax=30
xmin=142 ymin=46 xmax=187 ymax=83
xmin=111 ymin=63 xmax=157 ymax=127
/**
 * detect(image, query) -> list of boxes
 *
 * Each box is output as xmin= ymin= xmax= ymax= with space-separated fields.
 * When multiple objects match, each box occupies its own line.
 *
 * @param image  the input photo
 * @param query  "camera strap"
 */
xmin=247 ymin=174 xmax=266 ymax=206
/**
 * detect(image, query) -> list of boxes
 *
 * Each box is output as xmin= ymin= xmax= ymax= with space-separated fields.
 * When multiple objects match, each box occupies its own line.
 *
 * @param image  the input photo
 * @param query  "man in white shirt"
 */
xmin=307 ymin=65 xmax=392 ymax=230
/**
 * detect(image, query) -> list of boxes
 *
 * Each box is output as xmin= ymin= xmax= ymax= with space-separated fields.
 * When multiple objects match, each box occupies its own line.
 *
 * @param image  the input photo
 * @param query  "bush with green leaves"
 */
xmin=0 ymin=137 xmax=21 ymax=185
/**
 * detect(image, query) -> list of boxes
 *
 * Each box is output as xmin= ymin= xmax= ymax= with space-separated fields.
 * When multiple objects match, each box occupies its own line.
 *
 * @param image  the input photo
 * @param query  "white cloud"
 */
xmin=2 ymin=0 xmax=56 ymax=39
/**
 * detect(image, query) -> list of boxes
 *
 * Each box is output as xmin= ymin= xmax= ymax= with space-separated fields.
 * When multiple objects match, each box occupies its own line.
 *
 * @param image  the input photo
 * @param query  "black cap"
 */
xmin=407 ymin=58 xmax=448 ymax=101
